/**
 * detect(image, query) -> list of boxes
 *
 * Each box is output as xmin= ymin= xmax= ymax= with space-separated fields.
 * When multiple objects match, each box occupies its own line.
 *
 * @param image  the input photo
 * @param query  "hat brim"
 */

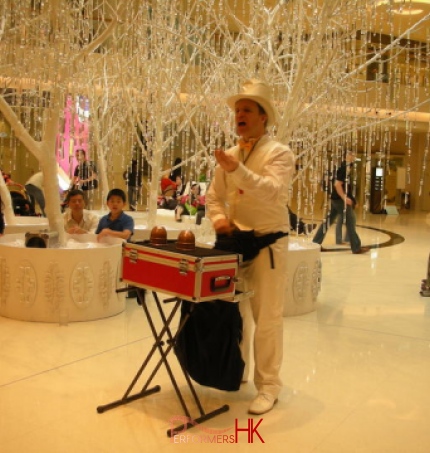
xmin=226 ymin=94 xmax=277 ymax=127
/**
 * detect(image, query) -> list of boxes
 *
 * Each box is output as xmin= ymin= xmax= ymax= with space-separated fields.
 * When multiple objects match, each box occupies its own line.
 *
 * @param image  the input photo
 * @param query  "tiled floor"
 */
xmin=1 ymin=210 xmax=430 ymax=452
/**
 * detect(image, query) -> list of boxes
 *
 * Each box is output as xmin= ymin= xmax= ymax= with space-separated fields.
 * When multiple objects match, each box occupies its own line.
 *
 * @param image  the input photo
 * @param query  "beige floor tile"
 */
xmin=1 ymin=211 xmax=430 ymax=451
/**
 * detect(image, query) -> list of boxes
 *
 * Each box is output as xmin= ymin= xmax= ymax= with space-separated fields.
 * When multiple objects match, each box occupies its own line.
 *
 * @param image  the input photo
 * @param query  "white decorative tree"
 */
xmin=0 ymin=0 xmax=429 ymax=235
xmin=0 ymin=0 xmax=124 ymax=243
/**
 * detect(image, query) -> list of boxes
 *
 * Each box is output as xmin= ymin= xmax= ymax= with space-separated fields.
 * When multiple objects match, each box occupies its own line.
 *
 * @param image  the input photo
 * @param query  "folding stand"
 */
xmin=97 ymin=287 xmax=229 ymax=437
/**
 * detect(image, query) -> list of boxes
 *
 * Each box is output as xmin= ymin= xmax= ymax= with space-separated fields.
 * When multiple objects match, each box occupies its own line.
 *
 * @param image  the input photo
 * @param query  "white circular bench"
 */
xmin=0 ymin=234 xmax=125 ymax=323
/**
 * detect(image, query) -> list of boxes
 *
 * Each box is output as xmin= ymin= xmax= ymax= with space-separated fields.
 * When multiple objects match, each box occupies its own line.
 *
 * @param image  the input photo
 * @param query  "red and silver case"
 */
xmin=122 ymin=242 xmax=240 ymax=302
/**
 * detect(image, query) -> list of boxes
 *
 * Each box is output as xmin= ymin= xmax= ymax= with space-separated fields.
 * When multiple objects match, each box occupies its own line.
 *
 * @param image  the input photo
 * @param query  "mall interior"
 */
xmin=1 ymin=2 xmax=430 ymax=452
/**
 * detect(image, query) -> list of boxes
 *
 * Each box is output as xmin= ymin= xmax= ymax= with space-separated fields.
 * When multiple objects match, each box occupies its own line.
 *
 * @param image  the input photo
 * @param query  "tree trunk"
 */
xmin=0 ymin=177 xmax=15 ymax=225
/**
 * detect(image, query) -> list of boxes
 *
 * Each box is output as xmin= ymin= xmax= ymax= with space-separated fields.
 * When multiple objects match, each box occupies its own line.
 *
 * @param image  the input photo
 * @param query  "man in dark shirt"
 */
xmin=313 ymin=151 xmax=369 ymax=254
xmin=123 ymin=160 xmax=143 ymax=211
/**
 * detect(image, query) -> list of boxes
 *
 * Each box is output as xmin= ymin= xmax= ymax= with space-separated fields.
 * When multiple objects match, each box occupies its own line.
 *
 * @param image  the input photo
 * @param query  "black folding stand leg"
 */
xmin=149 ymin=293 xmax=229 ymax=437
xmin=97 ymin=288 xmax=229 ymax=438
xmin=96 ymin=288 xmax=163 ymax=413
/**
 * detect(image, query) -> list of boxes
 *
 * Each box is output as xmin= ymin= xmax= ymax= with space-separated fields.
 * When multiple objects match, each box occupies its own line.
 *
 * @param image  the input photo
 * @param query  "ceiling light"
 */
xmin=393 ymin=8 xmax=424 ymax=15
xmin=375 ymin=0 xmax=427 ymax=15
xmin=377 ymin=0 xmax=430 ymax=4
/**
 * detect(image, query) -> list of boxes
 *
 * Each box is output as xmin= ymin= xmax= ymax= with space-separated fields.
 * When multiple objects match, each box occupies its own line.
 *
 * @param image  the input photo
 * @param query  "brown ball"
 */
xmin=150 ymin=226 xmax=167 ymax=246
xmin=176 ymin=229 xmax=196 ymax=251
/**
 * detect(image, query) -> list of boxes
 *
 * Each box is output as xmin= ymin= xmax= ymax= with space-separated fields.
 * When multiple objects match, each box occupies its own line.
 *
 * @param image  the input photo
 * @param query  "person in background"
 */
xmin=160 ymin=171 xmax=177 ymax=194
xmin=73 ymin=149 xmax=98 ymax=209
xmin=175 ymin=175 xmax=186 ymax=199
xmin=336 ymin=215 xmax=350 ymax=245
xmin=206 ymin=79 xmax=295 ymax=415
xmin=175 ymin=182 xmax=205 ymax=224
xmin=158 ymin=170 xmax=177 ymax=209
xmin=63 ymin=189 xmax=99 ymax=234
xmin=1 ymin=169 xmax=23 ymax=187
xmin=313 ymin=150 xmax=369 ymax=254
xmin=96 ymin=188 xmax=134 ymax=242
xmin=123 ymin=159 xmax=143 ymax=211
xmin=25 ymin=171 xmax=46 ymax=217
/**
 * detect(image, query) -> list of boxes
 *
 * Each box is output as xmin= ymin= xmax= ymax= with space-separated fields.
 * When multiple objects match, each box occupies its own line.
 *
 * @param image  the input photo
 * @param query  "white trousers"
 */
xmin=238 ymin=236 xmax=288 ymax=398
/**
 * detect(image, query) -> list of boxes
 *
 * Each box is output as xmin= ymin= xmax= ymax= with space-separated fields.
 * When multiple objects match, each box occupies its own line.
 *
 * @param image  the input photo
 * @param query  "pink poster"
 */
xmin=56 ymin=94 xmax=91 ymax=184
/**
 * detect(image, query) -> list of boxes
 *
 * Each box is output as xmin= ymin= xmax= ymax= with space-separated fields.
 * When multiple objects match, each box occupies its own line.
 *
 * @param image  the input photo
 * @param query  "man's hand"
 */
xmin=213 ymin=219 xmax=235 ymax=235
xmin=215 ymin=149 xmax=239 ymax=173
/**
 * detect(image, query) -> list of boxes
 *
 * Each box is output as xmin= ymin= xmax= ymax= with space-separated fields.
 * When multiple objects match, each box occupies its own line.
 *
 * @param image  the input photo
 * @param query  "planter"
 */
xmin=0 ymin=234 xmax=125 ymax=323
xmin=285 ymin=240 xmax=321 ymax=316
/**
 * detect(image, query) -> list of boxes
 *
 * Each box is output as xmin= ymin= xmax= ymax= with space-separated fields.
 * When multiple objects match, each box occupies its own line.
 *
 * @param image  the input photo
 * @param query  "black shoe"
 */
xmin=353 ymin=247 xmax=370 ymax=254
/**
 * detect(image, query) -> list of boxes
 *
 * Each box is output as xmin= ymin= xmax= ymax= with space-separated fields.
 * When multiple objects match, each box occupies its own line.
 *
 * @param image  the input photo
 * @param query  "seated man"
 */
xmin=96 ymin=188 xmax=134 ymax=242
xmin=63 ymin=189 xmax=99 ymax=234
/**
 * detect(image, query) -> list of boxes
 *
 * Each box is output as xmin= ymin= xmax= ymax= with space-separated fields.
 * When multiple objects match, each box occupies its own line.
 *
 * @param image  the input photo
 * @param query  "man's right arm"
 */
xmin=206 ymin=165 xmax=227 ymax=224
xmin=206 ymin=164 xmax=235 ymax=234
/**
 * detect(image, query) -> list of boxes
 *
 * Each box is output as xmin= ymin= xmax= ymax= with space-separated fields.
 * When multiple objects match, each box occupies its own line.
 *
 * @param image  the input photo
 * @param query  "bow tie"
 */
xmin=238 ymin=138 xmax=258 ymax=152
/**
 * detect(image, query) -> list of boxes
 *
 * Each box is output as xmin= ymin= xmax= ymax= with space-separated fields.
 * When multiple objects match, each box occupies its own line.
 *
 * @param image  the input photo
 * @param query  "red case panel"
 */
xmin=122 ymin=256 xmax=196 ymax=296
xmin=122 ymin=243 xmax=239 ymax=301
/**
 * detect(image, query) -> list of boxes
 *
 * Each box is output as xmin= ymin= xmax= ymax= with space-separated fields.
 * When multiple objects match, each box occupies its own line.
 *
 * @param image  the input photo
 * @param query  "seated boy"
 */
xmin=96 ymin=188 xmax=134 ymax=242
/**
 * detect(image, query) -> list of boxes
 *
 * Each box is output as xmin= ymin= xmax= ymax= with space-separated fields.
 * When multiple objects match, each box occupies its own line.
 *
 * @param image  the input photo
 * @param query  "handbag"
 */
xmin=174 ymin=300 xmax=245 ymax=391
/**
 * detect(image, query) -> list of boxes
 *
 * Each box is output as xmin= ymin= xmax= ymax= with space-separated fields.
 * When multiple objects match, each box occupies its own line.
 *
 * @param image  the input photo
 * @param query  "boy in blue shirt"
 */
xmin=96 ymin=188 xmax=134 ymax=242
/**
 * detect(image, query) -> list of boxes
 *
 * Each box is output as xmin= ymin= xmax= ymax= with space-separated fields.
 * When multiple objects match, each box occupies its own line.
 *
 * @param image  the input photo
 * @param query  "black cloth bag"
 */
xmin=174 ymin=299 xmax=245 ymax=391
xmin=215 ymin=229 xmax=288 ymax=261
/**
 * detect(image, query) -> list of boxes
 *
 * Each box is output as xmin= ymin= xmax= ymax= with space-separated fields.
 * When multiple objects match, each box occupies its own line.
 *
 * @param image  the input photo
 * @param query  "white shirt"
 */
xmin=25 ymin=172 xmax=44 ymax=188
xmin=63 ymin=209 xmax=99 ymax=233
xmin=206 ymin=135 xmax=295 ymax=234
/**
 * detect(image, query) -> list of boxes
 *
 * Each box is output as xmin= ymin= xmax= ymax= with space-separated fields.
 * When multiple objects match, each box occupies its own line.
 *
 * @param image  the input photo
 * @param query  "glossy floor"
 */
xmin=1 ymin=210 xmax=430 ymax=452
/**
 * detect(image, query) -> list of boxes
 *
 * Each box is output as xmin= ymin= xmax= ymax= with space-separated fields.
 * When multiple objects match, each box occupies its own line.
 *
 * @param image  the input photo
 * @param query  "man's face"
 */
xmin=68 ymin=195 xmax=85 ymax=212
xmin=234 ymin=99 xmax=267 ymax=140
xmin=107 ymin=195 xmax=125 ymax=215
xmin=76 ymin=151 xmax=85 ymax=162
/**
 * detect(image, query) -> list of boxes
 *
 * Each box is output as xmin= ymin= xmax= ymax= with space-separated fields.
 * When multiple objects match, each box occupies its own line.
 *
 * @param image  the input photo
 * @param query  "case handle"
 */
xmin=210 ymin=275 xmax=232 ymax=292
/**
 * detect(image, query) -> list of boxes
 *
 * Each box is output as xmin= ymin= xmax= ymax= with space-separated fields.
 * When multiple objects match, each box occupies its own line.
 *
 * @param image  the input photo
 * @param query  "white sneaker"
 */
xmin=248 ymin=393 xmax=278 ymax=415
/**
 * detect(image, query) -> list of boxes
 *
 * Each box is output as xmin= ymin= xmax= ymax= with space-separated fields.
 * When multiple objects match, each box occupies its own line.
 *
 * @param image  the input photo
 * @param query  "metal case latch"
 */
xmin=179 ymin=259 xmax=188 ymax=275
xmin=129 ymin=249 xmax=138 ymax=264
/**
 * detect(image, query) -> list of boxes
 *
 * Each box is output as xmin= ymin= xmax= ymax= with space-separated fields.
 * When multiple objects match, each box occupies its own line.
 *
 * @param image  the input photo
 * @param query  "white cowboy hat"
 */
xmin=226 ymin=79 xmax=278 ymax=127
